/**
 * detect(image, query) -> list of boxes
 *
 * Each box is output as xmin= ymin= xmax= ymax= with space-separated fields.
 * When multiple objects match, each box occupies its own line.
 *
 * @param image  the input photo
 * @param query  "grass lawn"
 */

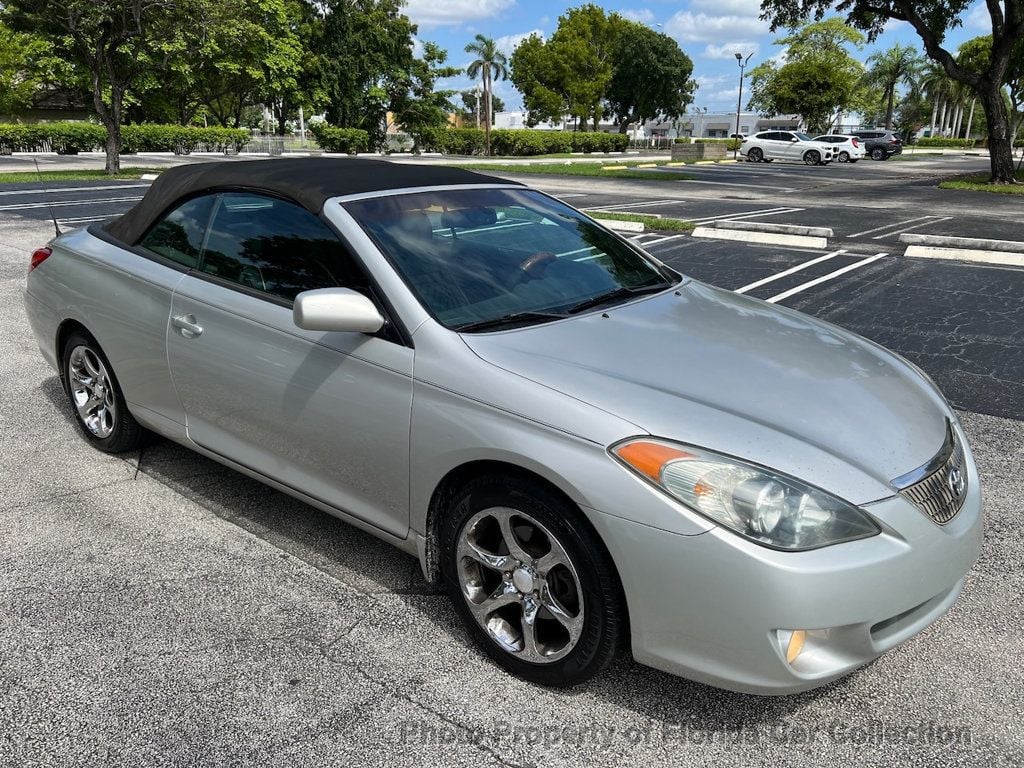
xmin=586 ymin=210 xmax=695 ymax=232
xmin=0 ymin=168 xmax=160 ymax=183
xmin=938 ymin=171 xmax=1024 ymax=195
xmin=452 ymin=160 xmax=693 ymax=181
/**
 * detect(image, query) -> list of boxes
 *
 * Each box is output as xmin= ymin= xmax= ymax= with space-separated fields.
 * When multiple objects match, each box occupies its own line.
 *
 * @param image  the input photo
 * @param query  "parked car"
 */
xmin=739 ymin=131 xmax=835 ymax=165
xmin=851 ymin=129 xmax=903 ymax=160
xmin=25 ymin=159 xmax=981 ymax=694
xmin=812 ymin=134 xmax=865 ymax=163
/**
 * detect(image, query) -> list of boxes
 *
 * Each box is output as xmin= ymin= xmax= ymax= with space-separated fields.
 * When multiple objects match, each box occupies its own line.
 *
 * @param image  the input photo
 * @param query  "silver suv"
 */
xmin=740 ymin=131 xmax=835 ymax=165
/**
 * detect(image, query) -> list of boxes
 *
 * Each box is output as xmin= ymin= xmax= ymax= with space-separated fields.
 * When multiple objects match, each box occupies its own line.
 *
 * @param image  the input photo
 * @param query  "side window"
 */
xmin=139 ymin=195 xmax=216 ymax=268
xmin=200 ymin=192 xmax=365 ymax=302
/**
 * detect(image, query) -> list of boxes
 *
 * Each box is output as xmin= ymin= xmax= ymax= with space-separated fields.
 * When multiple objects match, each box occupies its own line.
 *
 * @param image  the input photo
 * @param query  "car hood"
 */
xmin=460 ymin=281 xmax=951 ymax=504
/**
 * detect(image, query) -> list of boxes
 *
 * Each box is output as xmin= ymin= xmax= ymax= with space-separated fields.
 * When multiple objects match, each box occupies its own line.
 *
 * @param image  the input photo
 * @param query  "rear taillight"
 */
xmin=29 ymin=247 xmax=52 ymax=274
xmin=852 ymin=138 xmax=859 ymax=147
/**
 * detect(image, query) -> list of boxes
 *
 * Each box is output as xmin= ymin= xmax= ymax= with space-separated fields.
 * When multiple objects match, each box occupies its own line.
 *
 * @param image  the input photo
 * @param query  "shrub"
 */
xmin=916 ymin=137 xmax=974 ymax=149
xmin=696 ymin=138 xmax=741 ymax=151
xmin=418 ymin=127 xmax=626 ymax=156
xmin=0 ymin=122 xmax=250 ymax=155
xmin=44 ymin=122 xmax=106 ymax=153
xmin=308 ymin=123 xmax=371 ymax=154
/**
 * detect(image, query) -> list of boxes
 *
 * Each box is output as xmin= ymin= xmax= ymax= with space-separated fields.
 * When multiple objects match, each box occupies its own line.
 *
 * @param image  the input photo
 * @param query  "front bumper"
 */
xmin=586 ymin=426 xmax=983 ymax=695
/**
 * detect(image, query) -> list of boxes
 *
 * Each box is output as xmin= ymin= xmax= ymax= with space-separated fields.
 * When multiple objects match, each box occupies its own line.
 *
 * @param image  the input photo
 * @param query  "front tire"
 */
xmin=62 ymin=331 xmax=146 ymax=453
xmin=440 ymin=475 xmax=626 ymax=687
xmin=871 ymin=147 xmax=887 ymax=161
xmin=804 ymin=150 xmax=821 ymax=166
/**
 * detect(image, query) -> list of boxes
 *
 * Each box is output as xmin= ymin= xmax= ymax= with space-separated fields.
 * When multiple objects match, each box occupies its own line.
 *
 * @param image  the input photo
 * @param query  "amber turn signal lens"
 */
xmin=786 ymin=630 xmax=807 ymax=663
xmin=613 ymin=441 xmax=693 ymax=483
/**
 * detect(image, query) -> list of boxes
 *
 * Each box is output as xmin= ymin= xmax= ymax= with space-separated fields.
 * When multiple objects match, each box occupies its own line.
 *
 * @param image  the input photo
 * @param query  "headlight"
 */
xmin=611 ymin=438 xmax=880 ymax=551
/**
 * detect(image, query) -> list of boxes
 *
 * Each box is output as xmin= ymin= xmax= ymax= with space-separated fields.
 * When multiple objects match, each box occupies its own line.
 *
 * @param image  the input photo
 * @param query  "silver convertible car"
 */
xmin=25 ymin=159 xmax=981 ymax=694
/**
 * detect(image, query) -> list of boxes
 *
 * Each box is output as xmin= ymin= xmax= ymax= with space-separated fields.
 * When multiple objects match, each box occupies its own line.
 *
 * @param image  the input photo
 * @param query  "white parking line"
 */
xmin=584 ymin=199 xmax=680 ymax=212
xmin=676 ymin=179 xmax=797 ymax=192
xmin=765 ymin=253 xmax=887 ymax=304
xmin=847 ymin=216 xmax=937 ymax=239
xmin=0 ymin=195 xmax=143 ymax=211
xmin=0 ymin=183 xmax=150 ymax=197
xmin=554 ymin=193 xmax=588 ymax=199
xmin=872 ymin=216 xmax=953 ymax=239
xmin=641 ymin=233 xmax=690 ymax=246
xmin=689 ymin=207 xmax=802 ymax=224
xmin=734 ymin=250 xmax=846 ymax=294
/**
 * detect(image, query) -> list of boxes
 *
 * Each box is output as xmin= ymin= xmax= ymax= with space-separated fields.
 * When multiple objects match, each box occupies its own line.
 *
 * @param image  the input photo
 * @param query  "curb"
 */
xmin=594 ymin=218 xmax=645 ymax=233
xmin=692 ymin=220 xmax=832 ymax=249
xmin=900 ymin=233 xmax=1024 ymax=267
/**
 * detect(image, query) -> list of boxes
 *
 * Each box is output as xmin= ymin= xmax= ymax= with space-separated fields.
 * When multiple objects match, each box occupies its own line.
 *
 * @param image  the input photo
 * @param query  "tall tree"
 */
xmin=319 ymin=0 xmax=418 ymax=145
xmin=458 ymin=90 xmax=505 ymax=126
xmin=958 ymin=35 xmax=1024 ymax=143
xmin=606 ymin=21 xmax=695 ymax=133
xmin=465 ymin=34 xmax=508 ymax=156
xmin=2 ymin=0 xmax=181 ymax=173
xmin=866 ymin=43 xmax=923 ymax=129
xmin=390 ymin=41 xmax=459 ymax=148
xmin=0 ymin=23 xmax=51 ymax=116
xmin=759 ymin=0 xmax=1024 ymax=182
xmin=746 ymin=18 xmax=866 ymax=133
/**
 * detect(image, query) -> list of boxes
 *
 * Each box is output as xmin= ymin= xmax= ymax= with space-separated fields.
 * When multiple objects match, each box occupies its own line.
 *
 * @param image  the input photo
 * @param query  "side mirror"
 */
xmin=293 ymin=287 xmax=385 ymax=334
xmin=790 ymin=137 xmax=799 ymax=142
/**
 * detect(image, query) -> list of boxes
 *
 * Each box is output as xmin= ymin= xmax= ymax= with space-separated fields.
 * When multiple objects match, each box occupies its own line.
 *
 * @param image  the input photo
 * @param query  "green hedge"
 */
xmin=418 ymin=127 xmax=628 ymax=156
xmin=696 ymin=138 xmax=742 ymax=151
xmin=0 ymin=122 xmax=249 ymax=154
xmin=916 ymin=137 xmax=974 ymax=148
xmin=308 ymin=123 xmax=371 ymax=154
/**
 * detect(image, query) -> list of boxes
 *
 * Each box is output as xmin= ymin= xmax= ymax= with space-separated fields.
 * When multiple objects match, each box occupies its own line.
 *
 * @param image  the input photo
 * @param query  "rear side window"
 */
xmin=139 ymin=195 xmax=216 ymax=268
xmin=200 ymin=192 xmax=365 ymax=302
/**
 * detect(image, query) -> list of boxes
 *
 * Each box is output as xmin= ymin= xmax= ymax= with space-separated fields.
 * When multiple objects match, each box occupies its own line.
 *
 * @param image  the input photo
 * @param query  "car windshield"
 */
xmin=795 ymin=132 xmax=814 ymax=141
xmin=343 ymin=188 xmax=677 ymax=331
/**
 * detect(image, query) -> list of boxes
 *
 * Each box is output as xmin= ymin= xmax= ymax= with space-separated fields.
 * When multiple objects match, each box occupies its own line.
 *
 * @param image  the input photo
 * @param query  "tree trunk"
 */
xmin=953 ymin=103 xmax=963 ymax=139
xmin=885 ymin=84 xmax=896 ymax=129
xmin=979 ymin=79 xmax=1017 ymax=183
xmin=964 ymin=99 xmax=976 ymax=140
xmin=937 ymin=100 xmax=947 ymax=136
xmin=483 ymin=71 xmax=491 ymax=157
xmin=929 ymin=95 xmax=938 ymax=136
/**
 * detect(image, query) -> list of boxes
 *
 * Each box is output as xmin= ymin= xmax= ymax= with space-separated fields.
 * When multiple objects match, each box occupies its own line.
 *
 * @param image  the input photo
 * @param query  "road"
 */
xmin=1 ymin=155 xmax=1022 ymax=767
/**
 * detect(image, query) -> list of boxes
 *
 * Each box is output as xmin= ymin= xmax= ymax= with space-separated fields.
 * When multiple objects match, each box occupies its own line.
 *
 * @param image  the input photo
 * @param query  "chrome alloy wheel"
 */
xmin=67 ymin=345 xmax=116 ymax=438
xmin=456 ymin=507 xmax=585 ymax=663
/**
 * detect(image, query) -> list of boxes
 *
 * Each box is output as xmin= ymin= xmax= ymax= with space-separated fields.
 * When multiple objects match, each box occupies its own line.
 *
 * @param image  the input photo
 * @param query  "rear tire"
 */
xmin=837 ymin=151 xmax=850 ymax=163
xmin=61 ymin=331 xmax=147 ymax=453
xmin=747 ymin=147 xmax=764 ymax=163
xmin=440 ymin=474 xmax=626 ymax=687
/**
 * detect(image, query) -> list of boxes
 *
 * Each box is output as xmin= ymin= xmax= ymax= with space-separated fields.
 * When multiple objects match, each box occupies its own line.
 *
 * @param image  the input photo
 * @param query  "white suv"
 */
xmin=813 ymin=134 xmax=865 ymax=163
xmin=740 ymin=131 xmax=835 ymax=165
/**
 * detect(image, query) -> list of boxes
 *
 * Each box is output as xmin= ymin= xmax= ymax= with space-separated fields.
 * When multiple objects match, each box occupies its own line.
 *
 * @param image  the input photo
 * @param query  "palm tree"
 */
xmin=867 ymin=44 xmax=924 ymax=130
xmin=465 ymin=34 xmax=508 ymax=156
xmin=920 ymin=63 xmax=952 ymax=137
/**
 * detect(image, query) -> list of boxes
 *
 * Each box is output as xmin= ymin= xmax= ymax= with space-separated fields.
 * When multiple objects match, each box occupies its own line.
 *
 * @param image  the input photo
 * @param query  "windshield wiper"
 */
xmin=455 ymin=311 xmax=566 ymax=333
xmin=565 ymin=282 xmax=671 ymax=315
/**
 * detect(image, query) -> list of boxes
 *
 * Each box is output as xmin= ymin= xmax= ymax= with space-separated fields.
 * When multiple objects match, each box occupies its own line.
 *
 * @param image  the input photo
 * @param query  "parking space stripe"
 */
xmin=584 ymin=199 xmax=679 ymax=211
xmin=846 ymin=216 xmax=937 ymax=239
xmin=641 ymin=233 xmax=690 ymax=246
xmin=674 ymin=179 xmax=797 ymax=192
xmin=689 ymin=207 xmax=802 ymax=224
xmin=765 ymin=253 xmax=887 ymax=304
xmin=734 ymin=250 xmax=846 ymax=294
xmin=872 ymin=216 xmax=953 ymax=239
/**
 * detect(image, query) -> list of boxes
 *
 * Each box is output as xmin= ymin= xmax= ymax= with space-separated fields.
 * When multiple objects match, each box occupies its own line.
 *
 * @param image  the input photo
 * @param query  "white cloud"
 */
xmin=404 ymin=0 xmax=515 ymax=28
xmin=665 ymin=11 xmax=765 ymax=43
xmin=690 ymin=0 xmax=761 ymax=14
xmin=703 ymin=41 xmax=759 ymax=60
xmin=621 ymin=9 xmax=655 ymax=24
xmin=966 ymin=2 xmax=991 ymax=30
xmin=494 ymin=29 xmax=543 ymax=56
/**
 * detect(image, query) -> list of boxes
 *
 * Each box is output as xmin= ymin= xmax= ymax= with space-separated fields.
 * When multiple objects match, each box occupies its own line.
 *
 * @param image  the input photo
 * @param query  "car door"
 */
xmin=778 ymin=132 xmax=802 ymax=161
xmin=166 ymin=191 xmax=414 ymax=538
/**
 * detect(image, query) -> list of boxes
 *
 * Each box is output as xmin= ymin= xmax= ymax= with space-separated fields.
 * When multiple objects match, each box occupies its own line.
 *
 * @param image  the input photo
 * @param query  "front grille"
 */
xmin=893 ymin=427 xmax=968 ymax=525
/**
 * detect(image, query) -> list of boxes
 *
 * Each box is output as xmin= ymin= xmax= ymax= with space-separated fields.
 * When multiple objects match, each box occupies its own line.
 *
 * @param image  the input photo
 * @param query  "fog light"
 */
xmin=783 ymin=629 xmax=806 ymax=663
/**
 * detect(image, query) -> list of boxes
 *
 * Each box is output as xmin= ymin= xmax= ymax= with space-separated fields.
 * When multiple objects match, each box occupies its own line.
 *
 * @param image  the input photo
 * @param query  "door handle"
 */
xmin=172 ymin=314 xmax=203 ymax=338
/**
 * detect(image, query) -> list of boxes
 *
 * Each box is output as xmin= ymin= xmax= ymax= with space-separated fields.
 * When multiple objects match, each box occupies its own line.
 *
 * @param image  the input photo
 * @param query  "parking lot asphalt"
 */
xmin=2 ymin=156 xmax=1023 ymax=767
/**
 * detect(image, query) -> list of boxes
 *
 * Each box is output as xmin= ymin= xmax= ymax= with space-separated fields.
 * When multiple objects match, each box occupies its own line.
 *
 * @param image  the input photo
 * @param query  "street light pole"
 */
xmin=734 ymin=52 xmax=754 ymax=159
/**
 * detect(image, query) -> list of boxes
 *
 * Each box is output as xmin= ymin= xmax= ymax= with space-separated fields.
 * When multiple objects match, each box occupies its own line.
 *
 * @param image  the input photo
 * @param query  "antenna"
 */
xmin=32 ymin=158 xmax=61 ymax=237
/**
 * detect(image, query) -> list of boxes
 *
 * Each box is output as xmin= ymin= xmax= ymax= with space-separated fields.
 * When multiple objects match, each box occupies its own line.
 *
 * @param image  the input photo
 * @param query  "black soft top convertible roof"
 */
xmin=104 ymin=157 xmax=516 ymax=245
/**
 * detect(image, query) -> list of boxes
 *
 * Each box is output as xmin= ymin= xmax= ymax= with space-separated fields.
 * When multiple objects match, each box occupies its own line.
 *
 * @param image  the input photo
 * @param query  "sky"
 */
xmin=405 ymin=0 xmax=995 ymax=115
